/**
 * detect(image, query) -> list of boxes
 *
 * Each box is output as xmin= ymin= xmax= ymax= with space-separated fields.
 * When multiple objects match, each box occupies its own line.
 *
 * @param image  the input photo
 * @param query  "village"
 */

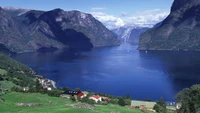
xmin=36 ymin=75 xmax=56 ymax=91
xmin=35 ymin=75 xmax=180 ymax=112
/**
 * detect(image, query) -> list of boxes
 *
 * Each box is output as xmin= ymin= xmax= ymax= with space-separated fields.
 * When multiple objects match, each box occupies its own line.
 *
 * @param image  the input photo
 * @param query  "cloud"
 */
xmin=125 ymin=9 xmax=169 ymax=27
xmin=91 ymin=12 xmax=125 ymax=29
xmin=91 ymin=7 xmax=107 ymax=11
xmin=91 ymin=9 xmax=169 ymax=29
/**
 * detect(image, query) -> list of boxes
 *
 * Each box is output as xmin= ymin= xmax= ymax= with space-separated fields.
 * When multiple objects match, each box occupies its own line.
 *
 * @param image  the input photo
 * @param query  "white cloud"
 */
xmin=125 ymin=9 xmax=169 ymax=27
xmin=91 ymin=7 xmax=107 ymax=11
xmin=91 ymin=12 xmax=125 ymax=29
xmin=90 ymin=9 xmax=170 ymax=29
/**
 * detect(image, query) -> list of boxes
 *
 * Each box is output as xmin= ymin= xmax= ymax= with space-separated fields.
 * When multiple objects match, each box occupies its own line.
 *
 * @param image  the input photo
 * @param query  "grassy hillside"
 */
xmin=0 ymin=92 xmax=152 ymax=113
xmin=0 ymin=53 xmax=36 ymax=88
xmin=0 ymin=69 xmax=7 ymax=75
xmin=0 ymin=54 xmax=33 ymax=74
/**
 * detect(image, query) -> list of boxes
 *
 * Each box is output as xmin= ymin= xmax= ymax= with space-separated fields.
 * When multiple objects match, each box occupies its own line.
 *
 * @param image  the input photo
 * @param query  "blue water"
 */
xmin=12 ymin=43 xmax=200 ymax=101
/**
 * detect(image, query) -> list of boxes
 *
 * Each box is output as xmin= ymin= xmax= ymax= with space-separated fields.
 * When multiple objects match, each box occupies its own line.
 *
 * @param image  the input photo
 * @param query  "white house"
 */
xmin=47 ymin=87 xmax=52 ymax=91
xmin=176 ymin=103 xmax=182 ymax=110
xmin=89 ymin=95 xmax=102 ymax=103
xmin=82 ymin=91 xmax=89 ymax=97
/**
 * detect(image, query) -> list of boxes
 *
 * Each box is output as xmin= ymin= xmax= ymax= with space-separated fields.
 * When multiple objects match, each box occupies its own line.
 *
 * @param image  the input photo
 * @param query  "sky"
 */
xmin=1 ymin=0 xmax=174 ymax=29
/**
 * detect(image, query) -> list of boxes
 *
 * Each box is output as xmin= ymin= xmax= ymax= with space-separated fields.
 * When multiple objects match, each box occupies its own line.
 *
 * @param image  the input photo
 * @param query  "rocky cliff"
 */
xmin=138 ymin=0 xmax=200 ymax=51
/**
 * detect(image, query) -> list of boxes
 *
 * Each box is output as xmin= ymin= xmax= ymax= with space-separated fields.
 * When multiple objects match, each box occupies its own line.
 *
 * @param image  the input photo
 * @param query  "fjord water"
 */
xmin=12 ymin=43 xmax=200 ymax=101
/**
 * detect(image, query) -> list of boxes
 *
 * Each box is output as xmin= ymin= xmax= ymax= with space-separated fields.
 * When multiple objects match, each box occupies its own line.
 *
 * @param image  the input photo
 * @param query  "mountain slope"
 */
xmin=112 ymin=27 xmax=133 ymax=42
xmin=113 ymin=26 xmax=149 ymax=44
xmin=138 ymin=0 xmax=200 ymax=51
xmin=129 ymin=27 xmax=149 ymax=44
xmin=0 ymin=7 xmax=120 ymax=53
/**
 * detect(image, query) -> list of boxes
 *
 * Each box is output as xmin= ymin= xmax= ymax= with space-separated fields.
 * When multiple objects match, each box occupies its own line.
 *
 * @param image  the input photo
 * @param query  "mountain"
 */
xmin=138 ymin=0 xmax=200 ymax=51
xmin=0 ymin=7 xmax=120 ymax=53
xmin=112 ymin=26 xmax=149 ymax=44
xmin=129 ymin=27 xmax=149 ymax=44
xmin=112 ymin=27 xmax=133 ymax=42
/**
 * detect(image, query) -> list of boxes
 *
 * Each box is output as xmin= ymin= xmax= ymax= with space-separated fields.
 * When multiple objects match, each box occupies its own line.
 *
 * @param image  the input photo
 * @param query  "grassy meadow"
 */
xmin=0 ymin=92 xmax=153 ymax=113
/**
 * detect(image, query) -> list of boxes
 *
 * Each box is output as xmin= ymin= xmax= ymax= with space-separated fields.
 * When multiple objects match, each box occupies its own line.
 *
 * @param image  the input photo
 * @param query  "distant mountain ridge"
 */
xmin=112 ymin=26 xmax=149 ymax=44
xmin=0 ymin=7 xmax=120 ymax=53
xmin=138 ymin=0 xmax=200 ymax=51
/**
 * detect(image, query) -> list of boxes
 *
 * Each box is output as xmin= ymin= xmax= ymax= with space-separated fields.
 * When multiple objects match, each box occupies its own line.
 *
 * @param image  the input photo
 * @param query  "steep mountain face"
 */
xmin=0 ymin=7 xmax=24 ymax=52
xmin=138 ymin=0 xmax=200 ymax=51
xmin=112 ymin=27 xmax=133 ymax=42
xmin=0 ymin=7 xmax=120 ymax=53
xmin=113 ymin=26 xmax=149 ymax=44
xmin=129 ymin=27 xmax=149 ymax=44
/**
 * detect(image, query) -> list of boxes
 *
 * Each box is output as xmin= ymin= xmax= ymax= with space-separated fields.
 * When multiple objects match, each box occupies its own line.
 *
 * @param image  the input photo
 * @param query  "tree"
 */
xmin=62 ymin=87 xmax=71 ymax=91
xmin=75 ymin=88 xmax=80 ymax=92
xmin=87 ymin=89 xmax=91 ymax=93
xmin=176 ymin=85 xmax=200 ymax=113
xmin=124 ymin=99 xmax=131 ymax=105
xmin=88 ymin=99 xmax=95 ymax=105
xmin=125 ymin=94 xmax=131 ymax=99
xmin=153 ymin=97 xmax=167 ymax=113
xmin=118 ymin=97 xmax=126 ymax=106
xmin=70 ymin=96 xmax=76 ymax=101
xmin=0 ymin=76 xmax=3 ymax=81
xmin=110 ymin=98 xmax=118 ymax=104
xmin=77 ymin=96 xmax=81 ymax=101
xmin=47 ymin=89 xmax=62 ymax=97
xmin=35 ymin=79 xmax=43 ymax=92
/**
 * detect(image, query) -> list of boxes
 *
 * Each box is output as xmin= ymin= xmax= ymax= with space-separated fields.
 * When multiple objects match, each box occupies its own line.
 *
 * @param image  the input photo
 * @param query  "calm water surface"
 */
xmin=12 ymin=43 xmax=200 ymax=101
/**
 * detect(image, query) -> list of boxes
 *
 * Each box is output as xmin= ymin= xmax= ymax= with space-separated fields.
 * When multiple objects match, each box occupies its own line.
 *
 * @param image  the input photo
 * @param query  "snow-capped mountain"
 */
xmin=2 ymin=6 xmax=31 ymax=16
xmin=112 ymin=26 xmax=149 ymax=44
xmin=112 ymin=26 xmax=133 ymax=41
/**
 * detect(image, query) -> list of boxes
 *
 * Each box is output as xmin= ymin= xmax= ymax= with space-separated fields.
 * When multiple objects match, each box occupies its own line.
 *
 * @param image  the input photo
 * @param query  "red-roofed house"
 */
xmin=77 ymin=92 xmax=84 ymax=98
xmin=89 ymin=95 xmax=102 ymax=103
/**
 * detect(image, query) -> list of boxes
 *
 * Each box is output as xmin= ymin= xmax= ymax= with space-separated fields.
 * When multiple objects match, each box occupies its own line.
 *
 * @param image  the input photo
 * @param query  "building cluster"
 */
xmin=36 ymin=75 xmax=56 ymax=91
xmin=60 ymin=90 xmax=182 ymax=112
xmin=60 ymin=90 xmax=109 ymax=103
xmin=131 ymin=100 xmax=181 ymax=111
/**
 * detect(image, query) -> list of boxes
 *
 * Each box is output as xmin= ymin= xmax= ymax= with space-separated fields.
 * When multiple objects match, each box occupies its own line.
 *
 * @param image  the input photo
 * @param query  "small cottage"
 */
xmin=82 ymin=91 xmax=89 ymax=97
xmin=89 ymin=95 xmax=102 ymax=103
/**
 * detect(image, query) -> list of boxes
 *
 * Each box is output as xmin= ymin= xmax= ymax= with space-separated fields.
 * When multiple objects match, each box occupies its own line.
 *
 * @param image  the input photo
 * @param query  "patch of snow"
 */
xmin=18 ymin=11 xmax=29 ymax=16
xmin=56 ymin=17 xmax=63 ymax=22
xmin=2 ymin=6 xmax=32 ymax=16
xmin=80 ymin=12 xmax=86 ymax=19
xmin=2 ymin=6 xmax=32 ymax=11
xmin=121 ymin=27 xmax=133 ymax=41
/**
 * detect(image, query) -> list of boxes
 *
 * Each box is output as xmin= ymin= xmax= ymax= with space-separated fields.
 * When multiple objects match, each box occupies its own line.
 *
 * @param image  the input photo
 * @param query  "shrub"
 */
xmin=118 ymin=97 xmax=126 ymax=106
xmin=70 ymin=96 xmax=76 ymax=101
xmin=153 ymin=97 xmax=167 ymax=113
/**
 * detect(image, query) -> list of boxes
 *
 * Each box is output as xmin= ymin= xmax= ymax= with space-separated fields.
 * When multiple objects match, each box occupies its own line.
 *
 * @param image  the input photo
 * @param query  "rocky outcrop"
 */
xmin=0 ymin=7 xmax=120 ymax=53
xmin=0 ymin=98 xmax=4 ymax=103
xmin=16 ymin=103 xmax=43 ymax=106
xmin=138 ymin=0 xmax=200 ymax=51
xmin=65 ymin=103 xmax=94 ymax=110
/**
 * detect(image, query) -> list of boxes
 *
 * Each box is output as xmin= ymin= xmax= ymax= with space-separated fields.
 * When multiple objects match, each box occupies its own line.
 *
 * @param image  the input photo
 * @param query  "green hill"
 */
xmin=0 ymin=92 xmax=152 ymax=113
xmin=0 ymin=53 xmax=35 ymax=88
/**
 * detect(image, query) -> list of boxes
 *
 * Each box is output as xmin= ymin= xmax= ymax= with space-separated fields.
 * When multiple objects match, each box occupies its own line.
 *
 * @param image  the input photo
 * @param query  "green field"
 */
xmin=0 ymin=69 xmax=7 ymax=75
xmin=0 ymin=92 xmax=153 ymax=113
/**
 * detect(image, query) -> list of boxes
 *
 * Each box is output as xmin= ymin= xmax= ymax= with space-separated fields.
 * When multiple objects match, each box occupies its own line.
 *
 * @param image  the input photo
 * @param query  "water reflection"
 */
xmin=139 ymin=51 xmax=200 ymax=91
